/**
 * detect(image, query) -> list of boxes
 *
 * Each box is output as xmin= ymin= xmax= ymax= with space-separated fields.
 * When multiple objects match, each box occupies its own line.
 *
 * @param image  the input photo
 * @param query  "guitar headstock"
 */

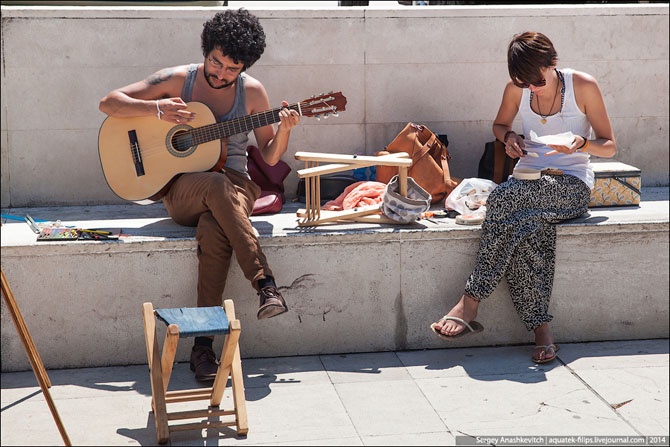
xmin=298 ymin=92 xmax=347 ymax=120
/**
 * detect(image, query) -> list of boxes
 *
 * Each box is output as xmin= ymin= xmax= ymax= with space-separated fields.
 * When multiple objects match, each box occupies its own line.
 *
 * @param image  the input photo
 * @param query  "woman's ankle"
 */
xmin=533 ymin=323 xmax=554 ymax=344
xmin=462 ymin=293 xmax=480 ymax=309
xmin=534 ymin=322 xmax=550 ymax=333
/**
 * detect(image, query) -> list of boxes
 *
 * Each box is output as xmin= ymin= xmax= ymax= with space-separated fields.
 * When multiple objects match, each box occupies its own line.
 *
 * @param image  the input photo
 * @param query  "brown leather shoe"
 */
xmin=257 ymin=286 xmax=288 ymax=320
xmin=190 ymin=345 xmax=219 ymax=381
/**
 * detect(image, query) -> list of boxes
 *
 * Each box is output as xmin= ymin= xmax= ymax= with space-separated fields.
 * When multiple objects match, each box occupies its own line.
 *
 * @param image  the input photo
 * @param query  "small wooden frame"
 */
xmin=141 ymin=300 xmax=248 ymax=444
xmin=295 ymin=151 xmax=412 ymax=226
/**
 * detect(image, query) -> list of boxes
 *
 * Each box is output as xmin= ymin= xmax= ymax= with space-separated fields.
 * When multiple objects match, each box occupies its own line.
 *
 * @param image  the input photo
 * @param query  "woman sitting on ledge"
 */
xmin=430 ymin=31 xmax=616 ymax=363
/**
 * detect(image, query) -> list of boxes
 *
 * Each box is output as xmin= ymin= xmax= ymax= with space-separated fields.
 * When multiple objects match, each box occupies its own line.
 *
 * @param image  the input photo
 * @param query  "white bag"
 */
xmin=444 ymin=178 xmax=498 ymax=218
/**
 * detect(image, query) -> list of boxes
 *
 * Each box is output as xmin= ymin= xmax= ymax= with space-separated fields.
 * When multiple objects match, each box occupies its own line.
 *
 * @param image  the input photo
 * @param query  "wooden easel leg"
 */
xmin=1 ymin=268 xmax=72 ymax=446
xmin=1 ymin=270 xmax=50 ymax=388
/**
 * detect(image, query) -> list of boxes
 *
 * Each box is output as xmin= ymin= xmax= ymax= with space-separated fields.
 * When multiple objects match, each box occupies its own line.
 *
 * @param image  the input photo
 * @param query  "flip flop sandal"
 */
xmin=532 ymin=344 xmax=560 ymax=364
xmin=430 ymin=316 xmax=484 ymax=340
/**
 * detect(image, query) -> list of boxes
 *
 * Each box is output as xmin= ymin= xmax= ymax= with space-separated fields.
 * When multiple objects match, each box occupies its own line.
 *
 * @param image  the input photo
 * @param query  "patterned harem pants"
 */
xmin=464 ymin=174 xmax=591 ymax=331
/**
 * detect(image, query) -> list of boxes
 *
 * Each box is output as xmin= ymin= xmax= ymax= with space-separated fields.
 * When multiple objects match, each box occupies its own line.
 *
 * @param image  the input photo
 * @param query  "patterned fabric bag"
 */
xmin=382 ymin=175 xmax=431 ymax=223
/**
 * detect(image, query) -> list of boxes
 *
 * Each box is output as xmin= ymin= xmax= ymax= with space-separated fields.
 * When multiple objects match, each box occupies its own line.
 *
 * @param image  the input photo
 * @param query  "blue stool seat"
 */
xmin=155 ymin=306 xmax=230 ymax=338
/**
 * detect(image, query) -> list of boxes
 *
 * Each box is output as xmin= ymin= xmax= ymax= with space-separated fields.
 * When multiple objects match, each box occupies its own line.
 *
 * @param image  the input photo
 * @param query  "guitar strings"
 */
xmin=127 ymin=105 xmax=300 ymax=162
xmin=132 ymin=107 xmax=287 ymax=157
xmin=126 ymin=95 xmax=340 ymax=168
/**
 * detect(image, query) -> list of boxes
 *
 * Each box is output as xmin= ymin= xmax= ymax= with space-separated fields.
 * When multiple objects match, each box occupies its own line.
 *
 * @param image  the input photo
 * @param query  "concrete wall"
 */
xmin=1 ymin=4 xmax=668 ymax=208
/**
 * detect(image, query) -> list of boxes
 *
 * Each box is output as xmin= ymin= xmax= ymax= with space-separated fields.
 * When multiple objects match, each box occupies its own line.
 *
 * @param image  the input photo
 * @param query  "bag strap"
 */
xmin=399 ymin=124 xmax=453 ymax=185
xmin=411 ymin=131 xmax=452 ymax=163
xmin=411 ymin=132 xmax=437 ymax=163
xmin=440 ymin=147 xmax=452 ymax=183
xmin=411 ymin=132 xmax=453 ymax=184
xmin=613 ymin=176 xmax=641 ymax=196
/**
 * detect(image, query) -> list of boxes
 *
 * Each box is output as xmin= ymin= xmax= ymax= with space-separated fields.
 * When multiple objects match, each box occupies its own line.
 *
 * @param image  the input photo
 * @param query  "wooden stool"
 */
xmin=295 ymin=151 xmax=413 ymax=226
xmin=141 ymin=301 xmax=248 ymax=444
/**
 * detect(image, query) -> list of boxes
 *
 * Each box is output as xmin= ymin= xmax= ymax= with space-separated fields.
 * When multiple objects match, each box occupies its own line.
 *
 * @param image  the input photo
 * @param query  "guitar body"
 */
xmin=98 ymin=102 xmax=224 ymax=204
xmin=98 ymin=92 xmax=347 ymax=205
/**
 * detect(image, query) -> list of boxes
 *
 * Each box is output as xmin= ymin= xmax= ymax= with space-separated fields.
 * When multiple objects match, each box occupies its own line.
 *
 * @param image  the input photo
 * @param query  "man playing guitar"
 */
xmin=99 ymin=9 xmax=300 ymax=381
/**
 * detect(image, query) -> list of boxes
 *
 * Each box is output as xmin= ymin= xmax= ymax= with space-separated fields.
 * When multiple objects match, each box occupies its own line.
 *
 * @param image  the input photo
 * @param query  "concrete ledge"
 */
xmin=1 ymin=187 xmax=668 ymax=372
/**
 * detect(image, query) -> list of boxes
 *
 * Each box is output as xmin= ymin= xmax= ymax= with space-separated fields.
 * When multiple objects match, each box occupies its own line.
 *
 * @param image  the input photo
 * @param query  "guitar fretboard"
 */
xmin=190 ymin=103 xmax=301 ymax=145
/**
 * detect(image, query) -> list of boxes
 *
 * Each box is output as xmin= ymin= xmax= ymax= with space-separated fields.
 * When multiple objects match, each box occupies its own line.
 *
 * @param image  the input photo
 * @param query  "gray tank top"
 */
xmin=181 ymin=63 xmax=250 ymax=178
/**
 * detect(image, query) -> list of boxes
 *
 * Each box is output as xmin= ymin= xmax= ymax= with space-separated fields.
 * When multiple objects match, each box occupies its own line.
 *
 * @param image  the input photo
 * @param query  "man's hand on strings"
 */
xmin=156 ymin=97 xmax=197 ymax=124
xmin=277 ymin=100 xmax=300 ymax=133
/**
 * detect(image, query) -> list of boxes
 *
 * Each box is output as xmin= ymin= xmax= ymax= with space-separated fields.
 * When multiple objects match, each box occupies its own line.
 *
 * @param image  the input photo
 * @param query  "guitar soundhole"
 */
xmin=172 ymin=131 xmax=193 ymax=153
xmin=165 ymin=125 xmax=197 ymax=158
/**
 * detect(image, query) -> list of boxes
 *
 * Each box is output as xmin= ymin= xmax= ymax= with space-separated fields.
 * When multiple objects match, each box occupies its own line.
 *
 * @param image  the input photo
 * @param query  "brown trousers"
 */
xmin=162 ymin=169 xmax=273 ymax=307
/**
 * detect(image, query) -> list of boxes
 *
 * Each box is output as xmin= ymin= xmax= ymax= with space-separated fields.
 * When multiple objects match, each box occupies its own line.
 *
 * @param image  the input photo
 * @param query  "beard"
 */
xmin=204 ymin=68 xmax=236 ymax=90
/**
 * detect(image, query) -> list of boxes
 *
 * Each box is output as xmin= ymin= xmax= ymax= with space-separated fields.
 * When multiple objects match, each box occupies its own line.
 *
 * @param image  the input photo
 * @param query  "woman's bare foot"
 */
xmin=433 ymin=294 xmax=480 ymax=336
xmin=532 ymin=323 xmax=558 ymax=363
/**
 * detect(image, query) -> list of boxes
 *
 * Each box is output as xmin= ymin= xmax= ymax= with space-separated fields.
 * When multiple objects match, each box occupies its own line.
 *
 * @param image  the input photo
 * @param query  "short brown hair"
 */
xmin=507 ymin=32 xmax=558 ymax=87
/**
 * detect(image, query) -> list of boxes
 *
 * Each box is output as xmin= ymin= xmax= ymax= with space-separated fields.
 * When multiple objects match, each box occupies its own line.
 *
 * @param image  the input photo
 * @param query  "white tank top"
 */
xmin=515 ymin=68 xmax=594 ymax=189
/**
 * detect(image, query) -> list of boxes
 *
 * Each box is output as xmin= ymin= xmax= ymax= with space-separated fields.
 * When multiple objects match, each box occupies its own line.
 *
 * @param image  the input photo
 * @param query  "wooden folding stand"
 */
xmin=1 ymin=267 xmax=72 ymax=446
xmin=295 ymin=151 xmax=413 ymax=226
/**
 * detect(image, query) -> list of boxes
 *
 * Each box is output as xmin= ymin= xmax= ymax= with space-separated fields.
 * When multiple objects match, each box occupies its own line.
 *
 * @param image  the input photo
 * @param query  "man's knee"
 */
xmin=196 ymin=212 xmax=228 ymax=250
xmin=201 ymin=171 xmax=231 ymax=193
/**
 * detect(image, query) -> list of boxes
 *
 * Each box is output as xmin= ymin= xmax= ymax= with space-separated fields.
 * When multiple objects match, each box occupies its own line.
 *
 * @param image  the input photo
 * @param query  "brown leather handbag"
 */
xmin=376 ymin=123 xmax=459 ymax=204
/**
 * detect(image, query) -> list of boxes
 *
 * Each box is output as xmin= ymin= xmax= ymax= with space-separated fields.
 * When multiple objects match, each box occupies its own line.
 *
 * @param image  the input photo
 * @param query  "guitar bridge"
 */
xmin=128 ymin=130 xmax=145 ymax=177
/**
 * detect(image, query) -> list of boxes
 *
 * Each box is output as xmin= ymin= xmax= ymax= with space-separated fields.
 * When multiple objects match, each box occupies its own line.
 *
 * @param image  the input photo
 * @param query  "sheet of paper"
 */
xmin=529 ymin=130 xmax=576 ymax=147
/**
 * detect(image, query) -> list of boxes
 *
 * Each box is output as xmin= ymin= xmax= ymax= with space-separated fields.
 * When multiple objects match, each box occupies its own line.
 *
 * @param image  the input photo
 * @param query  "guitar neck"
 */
xmin=192 ymin=103 xmax=301 ymax=145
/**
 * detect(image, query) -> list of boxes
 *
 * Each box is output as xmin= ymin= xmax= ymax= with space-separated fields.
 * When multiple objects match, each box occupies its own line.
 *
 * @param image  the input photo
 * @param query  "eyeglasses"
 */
xmin=207 ymin=56 xmax=243 ymax=75
xmin=513 ymin=78 xmax=547 ymax=89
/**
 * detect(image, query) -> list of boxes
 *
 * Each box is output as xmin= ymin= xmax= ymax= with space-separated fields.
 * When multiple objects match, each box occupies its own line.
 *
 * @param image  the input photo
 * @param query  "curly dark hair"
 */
xmin=201 ymin=9 xmax=266 ymax=71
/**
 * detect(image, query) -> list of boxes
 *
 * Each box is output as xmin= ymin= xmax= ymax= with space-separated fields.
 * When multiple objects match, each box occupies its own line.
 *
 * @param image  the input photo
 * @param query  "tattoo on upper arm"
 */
xmin=144 ymin=68 xmax=175 ymax=86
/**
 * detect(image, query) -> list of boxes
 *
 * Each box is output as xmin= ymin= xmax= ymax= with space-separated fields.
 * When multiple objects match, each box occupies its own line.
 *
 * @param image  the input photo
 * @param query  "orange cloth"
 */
xmin=322 ymin=181 xmax=387 ymax=211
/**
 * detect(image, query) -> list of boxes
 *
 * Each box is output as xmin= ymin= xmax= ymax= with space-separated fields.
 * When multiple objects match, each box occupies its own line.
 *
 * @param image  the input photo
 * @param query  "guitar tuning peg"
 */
xmin=323 ymin=114 xmax=329 ymax=119
xmin=315 ymin=115 xmax=321 ymax=121
xmin=311 ymin=95 xmax=316 ymax=98
xmin=319 ymin=92 xmax=324 ymax=96
xmin=333 ymin=112 xmax=340 ymax=117
xmin=328 ymin=91 xmax=333 ymax=94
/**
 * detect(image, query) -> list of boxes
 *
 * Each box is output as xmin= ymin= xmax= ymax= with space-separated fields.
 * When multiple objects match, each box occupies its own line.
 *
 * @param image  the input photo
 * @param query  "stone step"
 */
xmin=1 ymin=187 xmax=668 ymax=372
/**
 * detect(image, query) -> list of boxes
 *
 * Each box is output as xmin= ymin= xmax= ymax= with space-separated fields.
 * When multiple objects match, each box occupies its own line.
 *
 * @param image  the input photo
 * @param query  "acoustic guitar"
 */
xmin=98 ymin=92 xmax=347 ymax=204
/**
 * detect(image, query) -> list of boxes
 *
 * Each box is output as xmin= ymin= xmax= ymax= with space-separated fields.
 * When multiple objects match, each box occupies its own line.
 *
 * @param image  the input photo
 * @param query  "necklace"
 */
xmin=531 ymin=69 xmax=564 ymax=124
